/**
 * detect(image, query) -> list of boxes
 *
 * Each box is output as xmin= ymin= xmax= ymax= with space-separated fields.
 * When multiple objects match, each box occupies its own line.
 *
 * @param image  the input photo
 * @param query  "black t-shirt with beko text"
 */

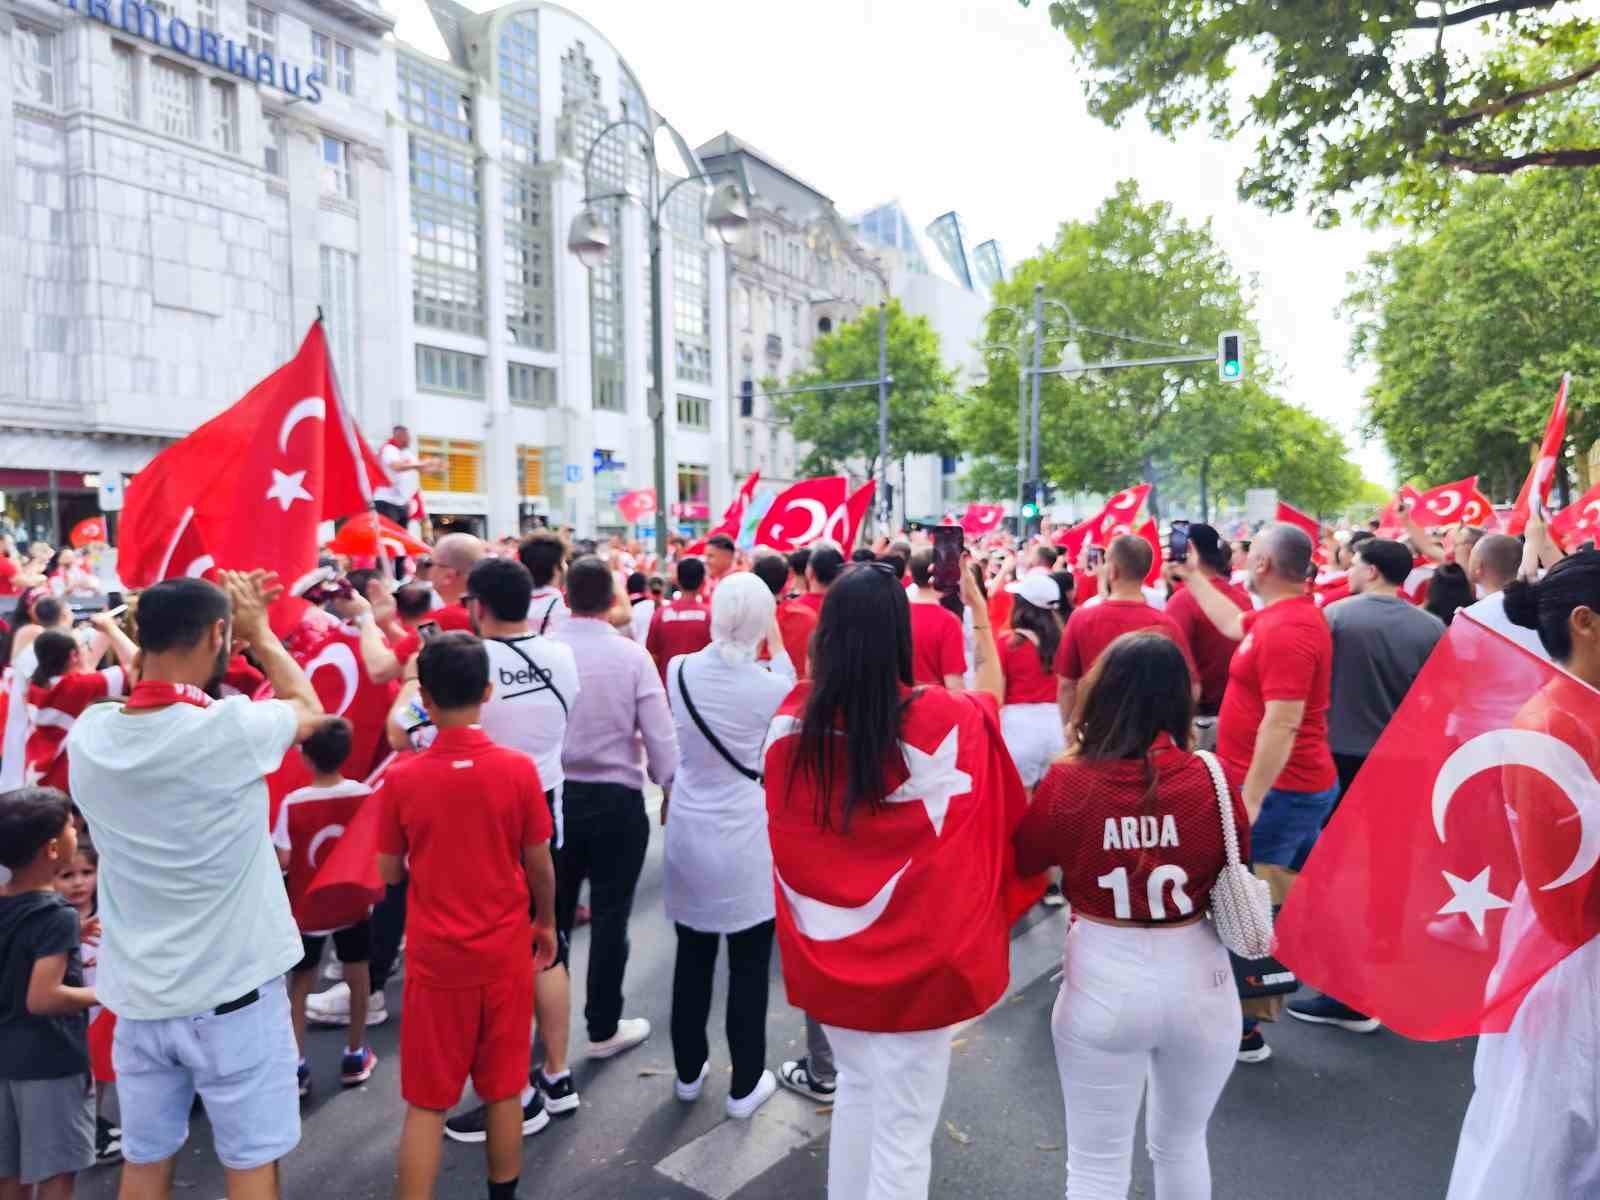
xmin=0 ymin=889 xmax=88 ymax=1079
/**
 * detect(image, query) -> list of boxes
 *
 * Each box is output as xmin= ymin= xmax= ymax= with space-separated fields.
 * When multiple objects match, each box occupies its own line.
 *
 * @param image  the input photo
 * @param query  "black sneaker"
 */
xmin=778 ymin=1057 xmax=836 ymax=1102
xmin=443 ymin=1090 xmax=550 ymax=1144
xmin=536 ymin=1069 xmax=580 ymax=1115
xmin=95 ymin=1116 xmax=123 ymax=1165
xmin=1287 ymin=994 xmax=1381 ymax=1033
xmin=1237 ymin=1029 xmax=1272 ymax=1064
xmin=1041 ymin=883 xmax=1067 ymax=908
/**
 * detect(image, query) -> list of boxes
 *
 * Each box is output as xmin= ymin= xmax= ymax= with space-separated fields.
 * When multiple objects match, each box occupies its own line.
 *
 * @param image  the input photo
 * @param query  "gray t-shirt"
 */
xmin=1325 ymin=593 xmax=1445 ymax=757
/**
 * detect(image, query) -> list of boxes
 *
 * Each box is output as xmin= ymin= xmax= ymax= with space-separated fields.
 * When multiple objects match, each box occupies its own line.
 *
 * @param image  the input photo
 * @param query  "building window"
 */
xmin=417 ymin=437 xmax=483 ymax=495
xmin=318 ymin=247 xmax=359 ymax=405
xmin=397 ymin=54 xmax=471 ymax=142
xmin=321 ymin=135 xmax=351 ymax=197
xmin=209 ymin=80 xmax=238 ymax=153
xmin=676 ymin=394 xmax=708 ymax=430
xmin=151 ymin=58 xmax=198 ymax=139
xmin=673 ymin=240 xmax=711 ymax=385
xmin=13 ymin=25 xmax=56 ymax=107
xmin=507 ymin=363 xmax=555 ymax=408
xmin=502 ymin=112 xmax=537 ymax=166
xmin=335 ymin=41 xmax=353 ymax=94
xmin=196 ymin=0 xmax=218 ymax=31
xmin=263 ymin=116 xmax=284 ymax=174
xmin=519 ymin=445 xmax=562 ymax=499
xmin=415 ymin=346 xmax=485 ymax=398
xmin=677 ymin=463 xmax=710 ymax=511
xmin=246 ymin=3 xmax=276 ymax=58
xmin=498 ymin=12 xmax=538 ymax=108
xmin=503 ymin=173 xmax=551 ymax=349
xmin=766 ymin=292 xmax=778 ymax=330
xmin=112 ymin=42 xmax=138 ymax=121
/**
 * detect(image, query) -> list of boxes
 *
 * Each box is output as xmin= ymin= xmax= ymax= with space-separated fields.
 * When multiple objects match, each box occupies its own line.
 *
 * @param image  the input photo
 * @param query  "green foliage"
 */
xmin=1028 ymin=0 xmax=1600 ymax=224
xmin=955 ymin=181 xmax=1366 ymax=516
xmin=1344 ymin=166 xmax=1600 ymax=499
xmin=772 ymin=299 xmax=960 ymax=479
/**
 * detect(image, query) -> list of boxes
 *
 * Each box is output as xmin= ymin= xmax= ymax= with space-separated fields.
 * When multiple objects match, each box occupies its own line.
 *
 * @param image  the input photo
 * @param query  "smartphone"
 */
xmin=1086 ymin=545 xmax=1105 ymax=569
xmin=930 ymin=526 xmax=964 ymax=592
xmin=1168 ymin=520 xmax=1190 ymax=562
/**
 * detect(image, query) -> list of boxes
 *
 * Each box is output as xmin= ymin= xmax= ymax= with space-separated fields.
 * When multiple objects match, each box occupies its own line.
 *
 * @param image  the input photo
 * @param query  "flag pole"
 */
xmin=318 ymin=310 xmax=395 ymax=585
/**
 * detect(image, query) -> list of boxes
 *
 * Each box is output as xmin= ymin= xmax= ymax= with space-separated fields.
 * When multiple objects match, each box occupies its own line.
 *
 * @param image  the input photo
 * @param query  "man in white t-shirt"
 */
xmin=373 ymin=425 xmax=437 ymax=527
xmin=519 ymin=528 xmax=571 ymax=636
xmin=1462 ymin=532 xmax=1550 ymax=660
xmin=67 ymin=571 xmax=324 ymax=1196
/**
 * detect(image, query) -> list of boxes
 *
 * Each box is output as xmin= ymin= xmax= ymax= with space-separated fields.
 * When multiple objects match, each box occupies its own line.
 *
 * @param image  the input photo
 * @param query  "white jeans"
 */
xmin=1051 ymin=919 xmax=1239 ymax=1200
xmin=821 ymin=1022 xmax=956 ymax=1200
xmin=1001 ymin=702 xmax=1066 ymax=789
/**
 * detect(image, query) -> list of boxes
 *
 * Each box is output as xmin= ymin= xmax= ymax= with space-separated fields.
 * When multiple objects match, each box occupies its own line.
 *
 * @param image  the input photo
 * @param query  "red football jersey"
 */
xmin=1014 ymin=736 xmax=1250 ymax=922
xmin=1054 ymin=599 xmax=1194 ymax=683
xmin=999 ymin=633 xmax=1057 ymax=704
xmin=760 ymin=599 xmax=818 ymax=677
xmin=908 ymin=602 xmax=966 ymax=685
xmin=26 ymin=668 xmax=125 ymax=791
xmin=272 ymin=779 xmax=373 ymax=932
xmin=1164 ymin=579 xmax=1252 ymax=712
xmin=646 ymin=596 xmax=713 ymax=682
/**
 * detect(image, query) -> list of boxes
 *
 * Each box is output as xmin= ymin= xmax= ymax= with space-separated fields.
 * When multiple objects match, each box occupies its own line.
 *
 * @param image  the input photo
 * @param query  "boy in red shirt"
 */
xmin=378 ymin=633 xmax=557 ymax=1200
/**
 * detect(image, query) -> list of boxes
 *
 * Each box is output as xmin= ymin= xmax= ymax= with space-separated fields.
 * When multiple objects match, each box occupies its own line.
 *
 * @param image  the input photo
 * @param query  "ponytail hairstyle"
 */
xmin=1503 ymin=549 xmax=1600 ymax=662
xmin=1009 ymin=596 xmax=1062 ymax=671
xmin=30 ymin=629 xmax=78 ymax=688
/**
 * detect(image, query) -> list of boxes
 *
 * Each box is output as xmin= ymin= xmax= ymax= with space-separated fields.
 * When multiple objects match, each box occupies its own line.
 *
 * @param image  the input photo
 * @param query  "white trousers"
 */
xmin=1051 ymin=919 xmax=1239 ymax=1200
xmin=1001 ymin=702 xmax=1066 ymax=789
xmin=821 ymin=1022 xmax=956 ymax=1200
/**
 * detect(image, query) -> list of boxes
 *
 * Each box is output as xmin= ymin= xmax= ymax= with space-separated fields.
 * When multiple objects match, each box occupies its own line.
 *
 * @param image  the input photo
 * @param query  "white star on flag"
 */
xmin=884 ymin=727 xmax=971 ymax=837
xmin=266 ymin=468 xmax=313 ymax=512
xmin=1437 ymin=867 xmax=1512 ymax=937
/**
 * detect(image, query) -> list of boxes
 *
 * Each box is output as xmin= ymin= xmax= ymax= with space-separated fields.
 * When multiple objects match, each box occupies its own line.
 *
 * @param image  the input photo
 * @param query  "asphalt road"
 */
xmin=78 ymin=801 xmax=1476 ymax=1199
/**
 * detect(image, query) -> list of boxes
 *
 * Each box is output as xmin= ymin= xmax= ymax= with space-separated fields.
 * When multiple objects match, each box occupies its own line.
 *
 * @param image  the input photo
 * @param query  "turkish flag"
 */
xmin=1459 ymin=488 xmax=1500 ymax=530
xmin=298 ymin=754 xmax=395 ymax=934
xmin=1136 ymin=519 xmax=1164 ymax=587
xmin=960 ymin=503 xmax=1005 ymax=537
xmin=1277 ymin=614 xmax=1600 ymax=1039
xmin=1551 ymin=480 xmax=1600 ymax=549
xmin=616 ymin=488 xmax=657 ymax=524
xmin=1052 ymin=518 xmax=1096 ymax=561
xmin=1376 ymin=485 xmax=1424 ymax=536
xmin=69 ymin=517 xmax=106 ymax=548
xmin=1275 ymin=500 xmax=1320 ymax=540
xmin=327 ymin=512 xmax=430 ymax=561
xmin=753 ymin=476 xmax=852 ymax=552
xmin=843 ymin=481 xmax=876 ymax=551
xmin=1412 ymin=476 xmax=1480 ymax=526
xmin=764 ymin=687 xmax=1028 ymax=1031
xmin=119 ymin=321 xmax=387 ymax=591
xmin=1507 ymin=375 xmax=1570 ymax=536
xmin=1085 ymin=484 xmax=1151 ymax=543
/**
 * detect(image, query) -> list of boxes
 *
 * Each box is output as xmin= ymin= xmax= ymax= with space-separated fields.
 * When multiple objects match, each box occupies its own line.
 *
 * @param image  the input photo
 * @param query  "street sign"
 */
xmin=564 ymin=464 xmax=584 ymax=484
xmin=98 ymin=472 xmax=125 ymax=512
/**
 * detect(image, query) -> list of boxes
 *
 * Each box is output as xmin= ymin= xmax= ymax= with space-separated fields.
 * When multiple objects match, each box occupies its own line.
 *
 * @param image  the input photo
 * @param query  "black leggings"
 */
xmin=670 ymin=919 xmax=775 ymax=1100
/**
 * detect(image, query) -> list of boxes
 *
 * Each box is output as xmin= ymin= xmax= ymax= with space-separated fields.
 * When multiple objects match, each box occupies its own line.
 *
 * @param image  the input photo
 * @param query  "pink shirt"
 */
xmin=554 ymin=617 xmax=679 ymax=792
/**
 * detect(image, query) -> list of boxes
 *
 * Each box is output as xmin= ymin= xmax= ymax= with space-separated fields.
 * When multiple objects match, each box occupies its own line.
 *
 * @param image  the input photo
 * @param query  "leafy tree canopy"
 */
xmin=1025 ymin=0 xmax=1600 ymax=224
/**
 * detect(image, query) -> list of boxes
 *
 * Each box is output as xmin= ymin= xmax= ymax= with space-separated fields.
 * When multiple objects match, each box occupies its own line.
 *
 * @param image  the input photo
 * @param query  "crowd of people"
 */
xmin=0 ymin=491 xmax=1592 ymax=1200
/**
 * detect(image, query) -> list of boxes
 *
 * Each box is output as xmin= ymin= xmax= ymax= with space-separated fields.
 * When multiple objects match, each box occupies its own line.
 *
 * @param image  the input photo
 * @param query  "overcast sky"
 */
xmin=464 ymin=0 xmax=1398 ymax=482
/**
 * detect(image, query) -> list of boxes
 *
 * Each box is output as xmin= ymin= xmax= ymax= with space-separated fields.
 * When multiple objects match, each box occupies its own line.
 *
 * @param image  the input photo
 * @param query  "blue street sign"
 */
xmin=565 ymin=465 xmax=583 ymax=484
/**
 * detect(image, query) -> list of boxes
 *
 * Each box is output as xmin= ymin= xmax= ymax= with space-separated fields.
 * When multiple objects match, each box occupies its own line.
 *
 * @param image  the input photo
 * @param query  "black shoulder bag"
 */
xmin=676 ymin=661 xmax=761 ymax=783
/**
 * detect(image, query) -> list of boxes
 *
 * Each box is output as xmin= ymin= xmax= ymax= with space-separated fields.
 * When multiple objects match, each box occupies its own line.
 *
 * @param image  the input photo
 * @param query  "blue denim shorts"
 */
xmin=112 ymin=975 xmax=300 ymax=1170
xmin=1251 ymin=785 xmax=1340 ymax=871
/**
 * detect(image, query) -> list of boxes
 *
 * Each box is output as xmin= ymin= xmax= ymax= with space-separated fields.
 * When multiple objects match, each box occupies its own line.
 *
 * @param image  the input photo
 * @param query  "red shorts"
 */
xmin=89 ymin=1009 xmax=117 ymax=1083
xmin=399 ymin=967 xmax=534 ymax=1111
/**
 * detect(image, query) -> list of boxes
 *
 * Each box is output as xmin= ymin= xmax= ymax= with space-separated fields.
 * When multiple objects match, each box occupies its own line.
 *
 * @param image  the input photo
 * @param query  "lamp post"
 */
xmin=984 ymin=297 xmax=1076 ymax=535
xmin=567 ymin=117 xmax=750 ymax=558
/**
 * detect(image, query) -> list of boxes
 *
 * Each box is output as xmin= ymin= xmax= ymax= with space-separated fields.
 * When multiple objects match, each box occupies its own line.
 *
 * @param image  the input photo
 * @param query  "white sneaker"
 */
xmin=725 ymin=1070 xmax=777 ymax=1120
xmin=305 ymin=984 xmax=387 ymax=1027
xmin=588 ymin=1017 xmax=651 ymax=1060
xmin=674 ymin=1061 xmax=709 ymax=1102
xmin=323 ymin=959 xmax=344 ymax=982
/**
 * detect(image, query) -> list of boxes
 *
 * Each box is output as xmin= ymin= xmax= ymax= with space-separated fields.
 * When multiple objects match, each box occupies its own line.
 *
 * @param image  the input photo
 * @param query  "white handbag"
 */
xmin=1195 ymin=750 xmax=1276 ymax=960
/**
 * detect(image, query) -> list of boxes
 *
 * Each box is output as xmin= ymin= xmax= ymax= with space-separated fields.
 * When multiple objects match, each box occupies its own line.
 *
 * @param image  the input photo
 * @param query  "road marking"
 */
xmin=651 ymin=906 xmax=1067 ymax=1199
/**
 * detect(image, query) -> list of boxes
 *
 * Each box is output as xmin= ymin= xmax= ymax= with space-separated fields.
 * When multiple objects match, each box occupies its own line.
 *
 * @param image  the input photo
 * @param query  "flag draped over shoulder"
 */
xmin=1277 ymin=614 xmax=1600 ymax=1040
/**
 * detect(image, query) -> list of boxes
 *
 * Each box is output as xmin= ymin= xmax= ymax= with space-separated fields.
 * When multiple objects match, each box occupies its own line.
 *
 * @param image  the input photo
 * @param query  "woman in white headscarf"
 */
xmin=663 ymin=572 xmax=794 ymax=1120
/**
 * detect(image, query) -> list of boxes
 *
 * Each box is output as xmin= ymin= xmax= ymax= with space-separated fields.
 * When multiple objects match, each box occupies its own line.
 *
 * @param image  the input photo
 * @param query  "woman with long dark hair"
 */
xmin=765 ymin=559 xmax=1022 ymax=1200
xmin=1424 ymin=562 xmax=1473 ymax=627
xmin=1014 ymin=631 xmax=1245 ymax=1199
xmin=998 ymin=573 xmax=1066 ymax=790
xmin=1447 ymin=550 xmax=1600 ymax=1199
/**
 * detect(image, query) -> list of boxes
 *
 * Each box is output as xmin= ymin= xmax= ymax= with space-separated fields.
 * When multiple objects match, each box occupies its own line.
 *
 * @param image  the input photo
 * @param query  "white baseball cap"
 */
xmin=1005 ymin=574 xmax=1062 ymax=609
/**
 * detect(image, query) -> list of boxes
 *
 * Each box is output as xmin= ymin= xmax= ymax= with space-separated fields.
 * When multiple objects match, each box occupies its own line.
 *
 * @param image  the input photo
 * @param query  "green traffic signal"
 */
xmin=1217 ymin=331 xmax=1244 ymax=383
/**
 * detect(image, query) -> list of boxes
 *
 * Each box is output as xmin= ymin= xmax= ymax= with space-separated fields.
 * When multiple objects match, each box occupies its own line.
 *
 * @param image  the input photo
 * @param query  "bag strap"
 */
xmin=1195 ymin=750 xmax=1244 ymax=870
xmin=537 ymin=596 xmax=560 ymax=636
xmin=676 ymin=659 xmax=762 ymax=783
xmin=493 ymin=637 xmax=568 ymax=717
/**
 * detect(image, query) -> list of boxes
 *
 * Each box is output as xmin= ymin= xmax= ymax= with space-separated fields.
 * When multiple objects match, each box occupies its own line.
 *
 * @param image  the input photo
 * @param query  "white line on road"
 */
xmin=651 ymin=906 xmax=1067 ymax=1199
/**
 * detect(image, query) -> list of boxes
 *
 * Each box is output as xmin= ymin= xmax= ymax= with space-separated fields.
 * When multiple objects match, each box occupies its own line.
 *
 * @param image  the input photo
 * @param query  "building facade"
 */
xmin=0 ymin=0 xmax=397 ymax=543
xmin=697 ymin=133 xmax=885 ymax=496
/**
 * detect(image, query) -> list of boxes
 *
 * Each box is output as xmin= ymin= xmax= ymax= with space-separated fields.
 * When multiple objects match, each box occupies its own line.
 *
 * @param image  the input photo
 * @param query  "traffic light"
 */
xmin=1217 ymin=331 xmax=1244 ymax=383
xmin=1020 ymin=481 xmax=1039 ymax=520
xmin=1040 ymin=480 xmax=1057 ymax=508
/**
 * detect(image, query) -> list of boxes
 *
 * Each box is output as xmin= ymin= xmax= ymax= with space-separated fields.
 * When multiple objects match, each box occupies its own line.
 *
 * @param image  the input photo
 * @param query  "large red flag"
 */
xmin=1277 ymin=613 xmax=1600 ymax=1039
xmin=119 ymin=321 xmax=386 ymax=589
xmin=1507 ymin=375 xmax=1570 ymax=536
xmin=753 ymin=476 xmax=854 ymax=552
xmin=763 ymin=687 xmax=1028 ymax=1032
xmin=842 ymin=481 xmax=876 ymax=550
xmin=1412 ymin=476 xmax=1479 ymax=526
xmin=1377 ymin=484 xmax=1425 ymax=535
xmin=1551 ymin=480 xmax=1600 ymax=549
xmin=960 ymin=503 xmax=1005 ymax=537
xmin=1458 ymin=487 xmax=1500 ymax=531
xmin=1275 ymin=500 xmax=1320 ymax=540
xmin=1084 ymin=484 xmax=1151 ymax=544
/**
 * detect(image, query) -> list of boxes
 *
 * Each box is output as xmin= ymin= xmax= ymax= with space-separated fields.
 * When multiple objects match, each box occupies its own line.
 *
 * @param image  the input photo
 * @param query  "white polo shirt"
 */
xmin=67 ymin=695 xmax=302 ymax=1019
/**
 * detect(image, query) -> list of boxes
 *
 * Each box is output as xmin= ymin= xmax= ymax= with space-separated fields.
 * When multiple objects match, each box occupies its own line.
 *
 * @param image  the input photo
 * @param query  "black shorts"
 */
xmin=529 ymin=788 xmax=571 ymax=971
xmin=294 ymin=921 xmax=371 ymax=974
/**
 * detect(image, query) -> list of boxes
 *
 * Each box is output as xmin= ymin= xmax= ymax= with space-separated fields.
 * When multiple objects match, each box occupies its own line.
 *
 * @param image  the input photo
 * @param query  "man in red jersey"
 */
xmin=752 ymin=553 xmax=816 ymax=676
xmin=906 ymin=550 xmax=967 ymax=688
xmin=1163 ymin=524 xmax=1251 ymax=742
xmin=1174 ymin=521 xmax=1336 ymax=1065
xmin=645 ymin=557 xmax=712 ymax=683
xmin=1055 ymin=535 xmax=1195 ymax=730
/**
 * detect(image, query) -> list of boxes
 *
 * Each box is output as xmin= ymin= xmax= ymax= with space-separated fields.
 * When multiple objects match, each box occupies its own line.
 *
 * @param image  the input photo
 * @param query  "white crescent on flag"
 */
xmin=303 ymin=641 xmax=359 ymax=717
xmin=278 ymin=396 xmax=327 ymax=453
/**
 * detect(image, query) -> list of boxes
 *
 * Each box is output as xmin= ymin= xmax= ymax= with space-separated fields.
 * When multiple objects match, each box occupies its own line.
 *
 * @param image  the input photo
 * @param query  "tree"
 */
xmin=773 ymin=299 xmax=960 ymax=481
xmin=1025 ymin=1 xmax=1600 ymax=224
xmin=1344 ymin=165 xmax=1600 ymax=499
xmin=953 ymin=181 xmax=1367 ymax=517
